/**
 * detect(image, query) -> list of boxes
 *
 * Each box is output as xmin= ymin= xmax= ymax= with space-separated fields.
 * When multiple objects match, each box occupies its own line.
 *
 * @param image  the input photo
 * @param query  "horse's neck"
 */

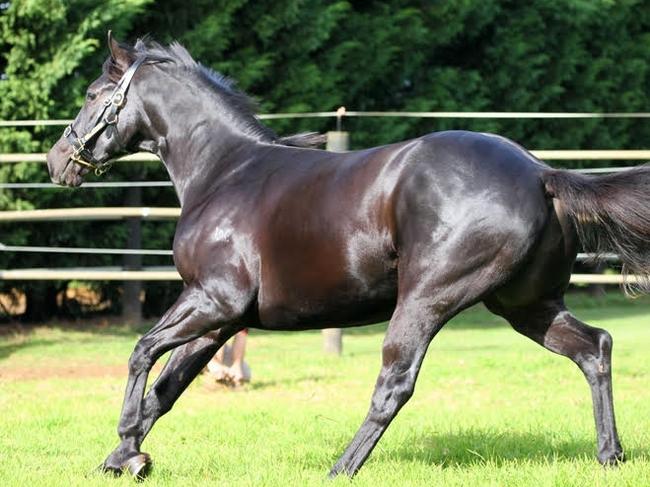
xmin=158 ymin=122 xmax=255 ymax=206
xmin=141 ymin=76 xmax=269 ymax=207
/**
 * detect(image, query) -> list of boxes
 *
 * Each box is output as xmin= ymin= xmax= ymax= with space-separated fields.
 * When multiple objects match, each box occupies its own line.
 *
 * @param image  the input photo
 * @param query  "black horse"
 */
xmin=47 ymin=34 xmax=650 ymax=479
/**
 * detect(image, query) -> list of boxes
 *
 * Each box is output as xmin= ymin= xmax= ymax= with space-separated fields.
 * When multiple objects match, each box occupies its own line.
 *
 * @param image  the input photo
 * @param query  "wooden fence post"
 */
xmin=322 ymin=125 xmax=349 ymax=355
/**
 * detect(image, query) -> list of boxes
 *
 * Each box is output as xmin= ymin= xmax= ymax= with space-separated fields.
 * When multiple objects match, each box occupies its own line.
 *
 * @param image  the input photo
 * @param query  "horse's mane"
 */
xmin=103 ymin=38 xmax=325 ymax=148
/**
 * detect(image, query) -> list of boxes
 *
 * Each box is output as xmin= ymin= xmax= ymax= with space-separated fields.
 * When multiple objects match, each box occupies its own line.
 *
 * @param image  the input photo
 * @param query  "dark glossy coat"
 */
xmin=47 ymin=36 xmax=650 ymax=478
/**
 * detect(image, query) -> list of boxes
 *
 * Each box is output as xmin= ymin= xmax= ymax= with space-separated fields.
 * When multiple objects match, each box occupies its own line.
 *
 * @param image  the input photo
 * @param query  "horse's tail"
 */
xmin=542 ymin=165 xmax=650 ymax=293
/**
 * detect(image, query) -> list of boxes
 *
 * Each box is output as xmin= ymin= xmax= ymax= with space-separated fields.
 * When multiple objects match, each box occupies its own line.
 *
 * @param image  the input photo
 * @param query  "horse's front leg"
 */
xmin=101 ymin=286 xmax=241 ymax=478
xmin=138 ymin=328 xmax=241 ymax=437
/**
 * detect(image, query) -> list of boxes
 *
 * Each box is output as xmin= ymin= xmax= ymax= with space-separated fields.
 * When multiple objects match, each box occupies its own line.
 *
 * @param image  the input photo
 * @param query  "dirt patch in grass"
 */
xmin=0 ymin=362 xmax=163 ymax=381
xmin=0 ymin=363 xmax=126 ymax=380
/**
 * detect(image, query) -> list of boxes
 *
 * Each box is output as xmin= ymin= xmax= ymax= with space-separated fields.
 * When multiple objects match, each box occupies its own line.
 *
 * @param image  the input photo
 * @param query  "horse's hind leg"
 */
xmin=487 ymin=298 xmax=624 ymax=464
xmin=329 ymin=259 xmax=507 ymax=477
xmin=328 ymin=301 xmax=444 ymax=478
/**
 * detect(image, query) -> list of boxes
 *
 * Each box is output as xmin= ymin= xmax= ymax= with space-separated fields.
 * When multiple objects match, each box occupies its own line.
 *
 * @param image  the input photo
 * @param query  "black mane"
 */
xmin=105 ymin=38 xmax=325 ymax=148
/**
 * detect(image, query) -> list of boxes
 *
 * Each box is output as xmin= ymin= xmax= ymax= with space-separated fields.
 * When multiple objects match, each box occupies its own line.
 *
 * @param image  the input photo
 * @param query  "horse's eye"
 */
xmin=86 ymin=91 xmax=98 ymax=101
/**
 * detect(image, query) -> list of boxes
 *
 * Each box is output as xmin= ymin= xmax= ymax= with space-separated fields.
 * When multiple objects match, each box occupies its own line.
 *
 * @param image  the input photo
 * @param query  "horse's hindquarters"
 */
xmin=486 ymin=196 xmax=578 ymax=310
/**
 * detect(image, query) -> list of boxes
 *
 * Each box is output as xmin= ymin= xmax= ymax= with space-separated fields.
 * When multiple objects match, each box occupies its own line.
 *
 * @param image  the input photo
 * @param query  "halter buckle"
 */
xmin=72 ymin=140 xmax=84 ymax=154
xmin=111 ymin=92 xmax=125 ymax=107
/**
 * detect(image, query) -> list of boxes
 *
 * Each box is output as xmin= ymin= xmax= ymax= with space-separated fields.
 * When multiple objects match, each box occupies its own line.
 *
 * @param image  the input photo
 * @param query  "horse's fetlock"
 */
xmin=118 ymin=427 xmax=142 ymax=444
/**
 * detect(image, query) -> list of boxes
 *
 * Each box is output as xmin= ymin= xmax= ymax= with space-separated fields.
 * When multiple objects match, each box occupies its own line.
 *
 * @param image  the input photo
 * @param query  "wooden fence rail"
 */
xmin=0 ymin=207 xmax=180 ymax=221
xmin=0 ymin=267 xmax=638 ymax=284
xmin=0 ymin=267 xmax=181 ymax=280
xmin=3 ymin=150 xmax=650 ymax=164
xmin=1 ymin=121 xmax=648 ymax=286
xmin=4 ymin=110 xmax=650 ymax=128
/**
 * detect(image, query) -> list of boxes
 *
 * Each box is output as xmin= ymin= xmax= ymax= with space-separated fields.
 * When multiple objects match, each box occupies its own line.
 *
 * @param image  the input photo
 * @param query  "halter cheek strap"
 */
xmin=64 ymin=56 xmax=147 ymax=176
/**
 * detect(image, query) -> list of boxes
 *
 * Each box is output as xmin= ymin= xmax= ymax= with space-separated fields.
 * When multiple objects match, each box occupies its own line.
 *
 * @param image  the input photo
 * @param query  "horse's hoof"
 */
xmin=98 ymin=462 xmax=123 ymax=477
xmin=328 ymin=462 xmax=354 ymax=479
xmin=599 ymin=449 xmax=625 ymax=467
xmin=124 ymin=453 xmax=152 ymax=481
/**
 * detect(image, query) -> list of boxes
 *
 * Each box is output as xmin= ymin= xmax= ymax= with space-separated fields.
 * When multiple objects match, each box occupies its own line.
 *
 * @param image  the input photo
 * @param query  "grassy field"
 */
xmin=1 ymin=293 xmax=650 ymax=486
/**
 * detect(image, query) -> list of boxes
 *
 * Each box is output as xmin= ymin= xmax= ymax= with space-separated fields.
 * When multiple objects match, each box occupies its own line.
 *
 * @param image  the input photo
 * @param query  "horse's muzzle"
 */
xmin=47 ymin=139 xmax=85 ymax=187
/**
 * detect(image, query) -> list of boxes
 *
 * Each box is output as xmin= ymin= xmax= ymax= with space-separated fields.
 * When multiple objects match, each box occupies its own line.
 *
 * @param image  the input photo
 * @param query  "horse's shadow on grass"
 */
xmin=0 ymin=320 xmax=148 ymax=362
xmin=229 ymin=373 xmax=331 ymax=391
xmin=0 ymin=336 xmax=57 ymax=361
xmin=368 ymin=429 xmax=650 ymax=468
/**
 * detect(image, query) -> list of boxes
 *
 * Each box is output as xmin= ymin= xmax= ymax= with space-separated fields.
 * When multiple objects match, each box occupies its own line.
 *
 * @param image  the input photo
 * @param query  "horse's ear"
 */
xmin=107 ymin=30 xmax=134 ymax=70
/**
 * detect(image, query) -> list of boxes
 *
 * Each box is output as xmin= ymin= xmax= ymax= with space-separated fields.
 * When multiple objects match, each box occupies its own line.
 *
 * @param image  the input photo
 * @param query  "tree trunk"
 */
xmin=22 ymin=284 xmax=59 ymax=322
xmin=123 ymin=186 xmax=143 ymax=323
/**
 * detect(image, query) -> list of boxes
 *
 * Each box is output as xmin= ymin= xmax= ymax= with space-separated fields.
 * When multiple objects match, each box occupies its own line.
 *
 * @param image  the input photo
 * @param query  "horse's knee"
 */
xmin=142 ymin=393 xmax=171 ymax=420
xmin=147 ymin=379 xmax=178 ymax=416
xmin=128 ymin=340 xmax=154 ymax=375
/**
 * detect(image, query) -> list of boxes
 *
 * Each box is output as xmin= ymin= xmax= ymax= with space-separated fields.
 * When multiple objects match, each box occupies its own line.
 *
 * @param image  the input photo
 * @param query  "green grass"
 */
xmin=1 ymin=293 xmax=650 ymax=486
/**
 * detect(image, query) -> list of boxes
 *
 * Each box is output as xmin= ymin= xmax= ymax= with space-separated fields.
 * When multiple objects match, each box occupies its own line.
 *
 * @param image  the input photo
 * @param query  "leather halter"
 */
xmin=63 ymin=56 xmax=146 ymax=175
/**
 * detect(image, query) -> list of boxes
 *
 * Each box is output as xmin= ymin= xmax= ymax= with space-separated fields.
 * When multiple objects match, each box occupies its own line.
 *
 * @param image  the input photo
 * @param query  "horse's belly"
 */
xmin=256 ymin=269 xmax=398 ymax=330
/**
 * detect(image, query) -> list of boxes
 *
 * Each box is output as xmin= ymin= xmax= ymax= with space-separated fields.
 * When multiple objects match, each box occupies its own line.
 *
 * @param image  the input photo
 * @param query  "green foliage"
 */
xmin=1 ymin=0 xmax=649 ymax=319
xmin=0 ymin=0 xmax=161 ymax=319
xmin=132 ymin=0 xmax=650 ymax=158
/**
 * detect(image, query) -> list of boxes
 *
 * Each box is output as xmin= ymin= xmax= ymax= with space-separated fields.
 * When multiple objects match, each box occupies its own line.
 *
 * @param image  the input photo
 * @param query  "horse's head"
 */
xmin=47 ymin=32 xmax=147 ymax=186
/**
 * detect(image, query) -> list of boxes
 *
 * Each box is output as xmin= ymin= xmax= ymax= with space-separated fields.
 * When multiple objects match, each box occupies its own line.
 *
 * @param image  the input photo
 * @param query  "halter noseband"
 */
xmin=63 ymin=56 xmax=146 ymax=176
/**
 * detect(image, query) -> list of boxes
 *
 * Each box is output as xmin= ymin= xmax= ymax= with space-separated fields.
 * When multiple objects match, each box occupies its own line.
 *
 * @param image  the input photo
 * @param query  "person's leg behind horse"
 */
xmin=229 ymin=329 xmax=250 ymax=385
xmin=140 ymin=328 xmax=242 ymax=439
